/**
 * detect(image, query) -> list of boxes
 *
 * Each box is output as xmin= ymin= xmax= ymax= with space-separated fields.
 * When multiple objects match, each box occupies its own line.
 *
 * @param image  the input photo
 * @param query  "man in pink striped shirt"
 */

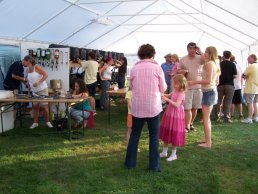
xmin=125 ymin=44 xmax=167 ymax=172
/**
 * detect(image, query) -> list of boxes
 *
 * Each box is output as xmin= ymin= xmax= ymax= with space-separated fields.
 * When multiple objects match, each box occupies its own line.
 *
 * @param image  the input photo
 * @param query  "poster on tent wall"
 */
xmin=0 ymin=45 xmax=21 ymax=90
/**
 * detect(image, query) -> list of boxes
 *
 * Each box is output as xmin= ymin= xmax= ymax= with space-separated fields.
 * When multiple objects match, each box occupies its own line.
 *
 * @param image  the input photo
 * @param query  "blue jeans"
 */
xmin=100 ymin=80 xmax=110 ymax=108
xmin=70 ymin=108 xmax=90 ymax=123
xmin=125 ymin=114 xmax=161 ymax=171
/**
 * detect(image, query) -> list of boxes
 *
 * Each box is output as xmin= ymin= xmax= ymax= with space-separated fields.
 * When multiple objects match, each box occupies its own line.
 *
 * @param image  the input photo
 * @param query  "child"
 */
xmin=171 ymin=54 xmax=179 ymax=76
xmin=168 ymin=54 xmax=179 ymax=92
xmin=125 ymin=87 xmax=132 ymax=146
xmin=160 ymin=74 xmax=188 ymax=161
xmin=71 ymin=79 xmax=91 ymax=128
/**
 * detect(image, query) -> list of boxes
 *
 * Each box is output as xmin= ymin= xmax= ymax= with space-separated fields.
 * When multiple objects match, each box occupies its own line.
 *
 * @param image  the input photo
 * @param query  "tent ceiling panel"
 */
xmin=175 ymin=14 xmax=204 ymax=25
xmin=101 ymin=1 xmax=155 ymax=15
xmin=108 ymin=16 xmax=135 ymax=24
xmin=27 ymin=5 xmax=97 ymax=43
xmin=203 ymin=26 xmax=247 ymax=49
xmin=204 ymin=3 xmax=258 ymax=41
xmin=0 ymin=0 xmax=68 ymax=38
xmin=148 ymin=14 xmax=199 ymax=25
xmin=79 ymin=2 xmax=121 ymax=15
xmin=205 ymin=0 xmax=258 ymax=26
xmin=62 ymin=23 xmax=119 ymax=46
xmin=164 ymin=0 xmax=201 ymax=14
xmin=199 ymin=34 xmax=242 ymax=56
xmin=77 ymin=0 xmax=155 ymax=4
xmin=200 ymin=16 xmax=256 ymax=47
xmin=87 ymin=26 xmax=142 ymax=49
xmin=124 ymin=15 xmax=158 ymax=25
xmin=138 ymin=23 xmax=204 ymax=32
xmin=139 ymin=0 xmax=167 ymax=14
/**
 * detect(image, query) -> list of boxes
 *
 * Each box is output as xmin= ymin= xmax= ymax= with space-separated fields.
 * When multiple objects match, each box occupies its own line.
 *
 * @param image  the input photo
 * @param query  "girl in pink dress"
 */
xmin=160 ymin=74 xmax=188 ymax=161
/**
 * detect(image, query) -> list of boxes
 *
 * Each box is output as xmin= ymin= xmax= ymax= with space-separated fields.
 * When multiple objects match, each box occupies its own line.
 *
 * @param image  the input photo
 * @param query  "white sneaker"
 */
xmin=241 ymin=118 xmax=253 ymax=124
xmin=253 ymin=117 xmax=258 ymax=123
xmin=166 ymin=155 xmax=177 ymax=161
xmin=30 ymin=123 xmax=39 ymax=129
xmin=160 ymin=152 xmax=167 ymax=158
xmin=46 ymin=122 xmax=53 ymax=128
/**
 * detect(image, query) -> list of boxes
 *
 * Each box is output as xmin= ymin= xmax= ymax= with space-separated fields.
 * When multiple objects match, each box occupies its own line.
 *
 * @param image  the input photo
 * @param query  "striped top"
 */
xmin=130 ymin=59 xmax=167 ymax=118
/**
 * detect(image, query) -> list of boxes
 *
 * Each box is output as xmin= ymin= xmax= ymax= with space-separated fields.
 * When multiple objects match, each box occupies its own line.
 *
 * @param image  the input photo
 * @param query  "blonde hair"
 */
xmin=205 ymin=46 xmax=218 ymax=62
xmin=173 ymin=74 xmax=187 ymax=92
xmin=171 ymin=54 xmax=179 ymax=62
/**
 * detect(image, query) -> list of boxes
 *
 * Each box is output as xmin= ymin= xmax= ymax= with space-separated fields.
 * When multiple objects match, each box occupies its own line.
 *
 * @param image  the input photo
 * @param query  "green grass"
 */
xmin=0 ymin=101 xmax=258 ymax=194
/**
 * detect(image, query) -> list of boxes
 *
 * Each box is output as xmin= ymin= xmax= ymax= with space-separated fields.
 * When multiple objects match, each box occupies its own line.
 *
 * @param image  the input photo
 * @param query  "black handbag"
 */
xmin=53 ymin=118 xmax=68 ymax=131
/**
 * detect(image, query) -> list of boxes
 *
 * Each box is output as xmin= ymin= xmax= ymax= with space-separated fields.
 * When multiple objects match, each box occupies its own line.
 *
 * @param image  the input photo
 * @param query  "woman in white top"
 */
xmin=188 ymin=46 xmax=220 ymax=148
xmin=26 ymin=57 xmax=53 ymax=129
xmin=98 ymin=56 xmax=113 ymax=110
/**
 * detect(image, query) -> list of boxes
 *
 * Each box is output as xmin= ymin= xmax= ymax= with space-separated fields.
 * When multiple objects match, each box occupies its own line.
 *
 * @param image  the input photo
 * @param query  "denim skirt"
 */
xmin=202 ymin=89 xmax=216 ymax=106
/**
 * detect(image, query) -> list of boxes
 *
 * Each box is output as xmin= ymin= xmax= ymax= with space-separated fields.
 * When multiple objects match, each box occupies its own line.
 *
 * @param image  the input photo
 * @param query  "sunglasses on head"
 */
xmin=188 ymin=45 xmax=197 ymax=49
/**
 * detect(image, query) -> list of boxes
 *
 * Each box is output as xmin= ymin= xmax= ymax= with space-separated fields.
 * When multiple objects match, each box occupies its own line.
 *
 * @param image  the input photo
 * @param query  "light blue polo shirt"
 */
xmin=161 ymin=63 xmax=174 ymax=85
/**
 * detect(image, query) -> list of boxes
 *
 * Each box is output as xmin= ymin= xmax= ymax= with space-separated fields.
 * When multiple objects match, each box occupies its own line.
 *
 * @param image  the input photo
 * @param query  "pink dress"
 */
xmin=160 ymin=91 xmax=185 ymax=146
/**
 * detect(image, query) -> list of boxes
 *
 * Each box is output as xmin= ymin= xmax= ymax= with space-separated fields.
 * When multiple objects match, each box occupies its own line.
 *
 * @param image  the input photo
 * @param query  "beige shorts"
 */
xmin=244 ymin=94 xmax=258 ymax=104
xmin=184 ymin=88 xmax=202 ymax=110
xmin=33 ymin=88 xmax=49 ymax=106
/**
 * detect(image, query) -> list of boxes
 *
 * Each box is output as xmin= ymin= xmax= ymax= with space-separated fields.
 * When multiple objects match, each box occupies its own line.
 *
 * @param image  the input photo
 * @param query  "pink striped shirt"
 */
xmin=130 ymin=59 xmax=167 ymax=118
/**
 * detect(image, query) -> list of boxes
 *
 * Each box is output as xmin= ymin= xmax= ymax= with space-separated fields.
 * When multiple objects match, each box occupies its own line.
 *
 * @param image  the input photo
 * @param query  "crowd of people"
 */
xmin=124 ymin=42 xmax=258 ymax=172
xmin=3 ymin=43 xmax=257 ymax=172
xmin=3 ymin=51 xmax=128 ymax=129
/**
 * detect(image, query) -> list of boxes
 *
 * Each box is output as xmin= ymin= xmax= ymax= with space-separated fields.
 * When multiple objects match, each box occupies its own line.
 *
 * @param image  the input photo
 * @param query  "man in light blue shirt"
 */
xmin=161 ymin=53 xmax=174 ymax=93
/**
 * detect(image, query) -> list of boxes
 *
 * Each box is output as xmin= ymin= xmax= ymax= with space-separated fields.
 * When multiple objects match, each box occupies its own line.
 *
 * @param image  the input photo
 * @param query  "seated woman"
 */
xmin=71 ymin=79 xmax=92 ymax=128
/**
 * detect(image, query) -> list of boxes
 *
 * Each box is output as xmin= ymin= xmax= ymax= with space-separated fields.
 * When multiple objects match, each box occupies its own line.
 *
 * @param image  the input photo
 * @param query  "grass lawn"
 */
xmin=0 ymin=101 xmax=258 ymax=194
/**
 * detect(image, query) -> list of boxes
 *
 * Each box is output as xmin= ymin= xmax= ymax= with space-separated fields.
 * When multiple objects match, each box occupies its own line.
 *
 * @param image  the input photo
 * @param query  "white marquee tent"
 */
xmin=0 ymin=0 xmax=258 ymax=64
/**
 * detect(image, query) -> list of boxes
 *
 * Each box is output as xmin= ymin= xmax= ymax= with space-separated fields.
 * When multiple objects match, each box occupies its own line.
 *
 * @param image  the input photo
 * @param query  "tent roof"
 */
xmin=0 ymin=0 xmax=258 ymax=57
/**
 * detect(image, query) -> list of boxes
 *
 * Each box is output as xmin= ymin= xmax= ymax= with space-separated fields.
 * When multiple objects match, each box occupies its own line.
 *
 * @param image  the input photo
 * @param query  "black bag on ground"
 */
xmin=53 ymin=118 xmax=68 ymax=131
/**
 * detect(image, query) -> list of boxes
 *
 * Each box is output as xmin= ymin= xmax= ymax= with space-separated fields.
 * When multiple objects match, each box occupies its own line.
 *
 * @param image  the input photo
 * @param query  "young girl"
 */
xmin=160 ymin=74 xmax=188 ymax=161
xmin=71 ymin=79 xmax=92 ymax=128
xmin=188 ymin=46 xmax=220 ymax=148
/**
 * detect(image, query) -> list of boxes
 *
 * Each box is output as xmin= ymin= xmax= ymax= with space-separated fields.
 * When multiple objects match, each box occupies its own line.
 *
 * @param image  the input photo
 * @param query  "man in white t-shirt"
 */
xmin=230 ymin=56 xmax=243 ymax=120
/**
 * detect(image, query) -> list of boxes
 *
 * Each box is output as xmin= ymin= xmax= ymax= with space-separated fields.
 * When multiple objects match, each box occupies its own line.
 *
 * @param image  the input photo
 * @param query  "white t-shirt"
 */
xmin=70 ymin=67 xmax=84 ymax=75
xmin=234 ymin=62 xmax=242 ymax=90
